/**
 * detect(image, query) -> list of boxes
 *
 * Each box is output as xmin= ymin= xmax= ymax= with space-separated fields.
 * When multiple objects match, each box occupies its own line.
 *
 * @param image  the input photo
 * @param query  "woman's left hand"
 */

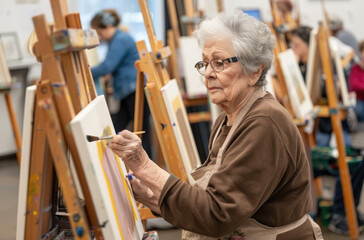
xmin=109 ymin=130 xmax=149 ymax=173
xmin=128 ymin=173 xmax=161 ymax=214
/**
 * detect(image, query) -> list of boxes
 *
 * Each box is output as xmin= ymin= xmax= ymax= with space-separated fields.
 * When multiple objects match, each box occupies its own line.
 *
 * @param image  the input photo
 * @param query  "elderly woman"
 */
xmin=110 ymin=11 xmax=323 ymax=239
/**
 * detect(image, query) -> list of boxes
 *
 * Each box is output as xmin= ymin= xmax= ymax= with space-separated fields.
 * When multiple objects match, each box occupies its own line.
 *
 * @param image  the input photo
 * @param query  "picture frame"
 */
xmin=278 ymin=49 xmax=313 ymax=119
xmin=70 ymin=95 xmax=144 ymax=240
xmin=161 ymin=79 xmax=201 ymax=184
xmin=0 ymin=32 xmax=22 ymax=62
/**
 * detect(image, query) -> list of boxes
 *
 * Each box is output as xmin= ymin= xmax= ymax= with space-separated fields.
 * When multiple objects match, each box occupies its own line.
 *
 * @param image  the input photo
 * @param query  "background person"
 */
xmin=90 ymin=9 xmax=151 ymax=157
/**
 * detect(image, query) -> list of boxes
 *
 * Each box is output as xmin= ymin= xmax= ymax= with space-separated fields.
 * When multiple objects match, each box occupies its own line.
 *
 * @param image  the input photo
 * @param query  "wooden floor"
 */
xmin=1 ymin=157 xmax=363 ymax=240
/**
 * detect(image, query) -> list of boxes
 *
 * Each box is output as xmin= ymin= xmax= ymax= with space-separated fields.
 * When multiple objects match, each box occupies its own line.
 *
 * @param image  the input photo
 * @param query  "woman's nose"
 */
xmin=204 ymin=64 xmax=215 ymax=79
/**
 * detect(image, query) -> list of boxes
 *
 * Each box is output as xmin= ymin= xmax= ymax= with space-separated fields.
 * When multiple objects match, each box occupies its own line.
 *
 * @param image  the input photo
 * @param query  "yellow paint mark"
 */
xmin=33 ymin=211 xmax=37 ymax=216
xmin=115 ymin=151 xmax=138 ymax=221
xmin=97 ymin=127 xmax=124 ymax=240
xmin=27 ymin=175 xmax=39 ymax=208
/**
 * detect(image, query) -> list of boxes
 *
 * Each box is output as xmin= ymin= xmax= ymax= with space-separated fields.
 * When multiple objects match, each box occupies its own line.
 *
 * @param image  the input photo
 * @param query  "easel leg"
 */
xmin=4 ymin=92 xmax=22 ymax=163
xmin=40 ymin=84 xmax=91 ymax=240
xmin=134 ymin=64 xmax=145 ymax=135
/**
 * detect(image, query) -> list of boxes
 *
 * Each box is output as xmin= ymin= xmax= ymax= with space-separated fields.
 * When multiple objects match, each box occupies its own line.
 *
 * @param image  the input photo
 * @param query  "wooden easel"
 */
xmin=1 ymin=88 xmax=22 ymax=163
xmin=132 ymin=0 xmax=191 ymax=221
xmin=166 ymin=0 xmax=211 ymax=124
xmin=0 ymin=41 xmax=22 ymax=163
xmin=315 ymin=22 xmax=359 ymax=239
xmin=136 ymin=0 xmax=188 ymax=182
xmin=22 ymin=0 xmax=103 ymax=238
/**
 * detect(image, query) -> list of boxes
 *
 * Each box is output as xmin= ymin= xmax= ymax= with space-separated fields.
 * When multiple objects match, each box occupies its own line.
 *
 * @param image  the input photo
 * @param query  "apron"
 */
xmin=182 ymin=88 xmax=323 ymax=240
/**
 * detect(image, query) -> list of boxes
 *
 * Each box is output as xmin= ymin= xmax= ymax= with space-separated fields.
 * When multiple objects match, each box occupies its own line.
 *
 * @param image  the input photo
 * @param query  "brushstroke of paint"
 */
xmin=96 ymin=126 xmax=138 ymax=239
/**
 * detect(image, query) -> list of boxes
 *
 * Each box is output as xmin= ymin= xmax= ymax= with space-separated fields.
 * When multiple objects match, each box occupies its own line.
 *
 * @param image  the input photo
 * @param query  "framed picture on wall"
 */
xmin=0 ymin=32 xmax=22 ymax=62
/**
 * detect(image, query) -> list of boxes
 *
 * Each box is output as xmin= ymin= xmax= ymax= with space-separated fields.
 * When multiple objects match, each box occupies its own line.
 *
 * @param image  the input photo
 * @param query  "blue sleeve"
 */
xmin=91 ymin=33 xmax=131 ymax=79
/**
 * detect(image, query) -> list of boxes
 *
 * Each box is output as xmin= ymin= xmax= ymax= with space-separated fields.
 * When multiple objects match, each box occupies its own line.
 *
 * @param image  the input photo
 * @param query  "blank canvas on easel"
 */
xmin=279 ymin=49 xmax=313 ymax=119
xmin=70 ymin=95 xmax=144 ymax=240
xmin=161 ymin=79 xmax=201 ymax=183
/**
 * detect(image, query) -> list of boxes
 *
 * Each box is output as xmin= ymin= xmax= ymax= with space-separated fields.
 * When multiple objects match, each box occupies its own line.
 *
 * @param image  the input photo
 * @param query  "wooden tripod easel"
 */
xmin=315 ymin=22 xmax=359 ymax=239
xmin=20 ymin=0 xmax=103 ymax=238
xmin=131 ymin=0 xmax=191 ymax=221
xmin=135 ymin=0 xmax=188 ymax=183
xmin=0 ymin=40 xmax=22 ymax=163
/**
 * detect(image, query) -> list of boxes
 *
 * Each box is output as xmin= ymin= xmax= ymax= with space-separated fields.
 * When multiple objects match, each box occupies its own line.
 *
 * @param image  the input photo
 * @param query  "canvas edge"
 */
xmin=16 ymin=85 xmax=36 ymax=240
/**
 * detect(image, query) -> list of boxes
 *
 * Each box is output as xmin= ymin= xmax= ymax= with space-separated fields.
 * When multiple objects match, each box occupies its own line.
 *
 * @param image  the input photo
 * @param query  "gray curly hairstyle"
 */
xmin=194 ymin=10 xmax=275 ymax=86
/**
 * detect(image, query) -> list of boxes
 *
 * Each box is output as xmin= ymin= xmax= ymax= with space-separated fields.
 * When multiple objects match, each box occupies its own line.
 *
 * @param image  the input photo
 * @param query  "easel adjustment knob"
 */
xmin=76 ymin=226 xmax=84 ymax=236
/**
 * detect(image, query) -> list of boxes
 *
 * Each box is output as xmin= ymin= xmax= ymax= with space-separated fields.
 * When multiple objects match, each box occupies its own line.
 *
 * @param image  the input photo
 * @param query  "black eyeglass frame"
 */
xmin=194 ymin=57 xmax=239 ymax=75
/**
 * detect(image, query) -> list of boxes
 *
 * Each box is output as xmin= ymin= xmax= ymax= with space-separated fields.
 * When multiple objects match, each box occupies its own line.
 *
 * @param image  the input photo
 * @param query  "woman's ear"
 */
xmin=248 ymin=64 xmax=265 ymax=86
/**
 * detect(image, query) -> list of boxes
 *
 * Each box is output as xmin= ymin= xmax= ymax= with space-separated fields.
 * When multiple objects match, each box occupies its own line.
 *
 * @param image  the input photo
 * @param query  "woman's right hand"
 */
xmin=109 ymin=130 xmax=150 ymax=173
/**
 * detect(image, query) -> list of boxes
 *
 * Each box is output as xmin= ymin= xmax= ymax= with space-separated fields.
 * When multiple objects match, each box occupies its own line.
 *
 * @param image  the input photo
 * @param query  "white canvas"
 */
xmin=278 ymin=49 xmax=313 ymax=119
xmin=161 ymin=79 xmax=201 ymax=184
xmin=16 ymin=86 xmax=36 ymax=240
xmin=70 ymin=95 xmax=144 ymax=240
xmin=179 ymin=36 xmax=207 ymax=97
xmin=0 ymin=40 xmax=12 ymax=87
xmin=332 ymin=49 xmax=355 ymax=107
xmin=305 ymin=28 xmax=322 ymax=104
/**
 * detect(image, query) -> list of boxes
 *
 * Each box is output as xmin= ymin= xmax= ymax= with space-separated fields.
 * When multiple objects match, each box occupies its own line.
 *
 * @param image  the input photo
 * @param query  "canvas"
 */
xmin=332 ymin=49 xmax=355 ymax=107
xmin=161 ymin=79 xmax=201 ymax=183
xmin=16 ymin=86 xmax=36 ymax=240
xmin=0 ymin=39 xmax=12 ymax=88
xmin=179 ymin=36 xmax=207 ymax=97
xmin=70 ymin=95 xmax=144 ymax=240
xmin=278 ymin=49 xmax=313 ymax=119
xmin=306 ymin=28 xmax=323 ymax=104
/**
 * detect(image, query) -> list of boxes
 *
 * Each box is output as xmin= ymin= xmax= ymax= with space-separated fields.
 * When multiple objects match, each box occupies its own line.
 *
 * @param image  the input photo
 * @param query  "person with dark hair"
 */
xmin=290 ymin=26 xmax=312 ymax=82
xmin=90 ymin=9 xmax=151 ymax=157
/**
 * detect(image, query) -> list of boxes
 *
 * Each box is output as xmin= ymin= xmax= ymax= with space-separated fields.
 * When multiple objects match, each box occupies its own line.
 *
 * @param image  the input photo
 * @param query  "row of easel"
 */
xmin=269 ymin=0 xmax=359 ymax=239
xmin=8 ymin=0 xmax=360 ymax=239
xmin=13 ymin=0 xmax=208 ymax=238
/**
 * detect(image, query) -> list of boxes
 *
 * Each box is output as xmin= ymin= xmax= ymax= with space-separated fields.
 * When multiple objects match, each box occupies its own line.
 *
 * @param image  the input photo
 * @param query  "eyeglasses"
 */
xmin=194 ymin=57 xmax=239 ymax=75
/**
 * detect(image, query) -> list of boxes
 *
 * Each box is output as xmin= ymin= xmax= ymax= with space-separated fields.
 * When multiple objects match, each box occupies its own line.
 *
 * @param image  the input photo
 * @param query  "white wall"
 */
xmin=208 ymin=0 xmax=364 ymax=41
xmin=0 ymin=0 xmax=54 ymax=60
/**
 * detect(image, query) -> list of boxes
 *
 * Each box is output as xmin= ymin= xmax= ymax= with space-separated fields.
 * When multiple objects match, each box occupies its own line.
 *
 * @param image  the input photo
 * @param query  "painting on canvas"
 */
xmin=70 ymin=95 xmax=144 ymax=240
xmin=161 ymin=79 xmax=201 ymax=183
xmin=278 ymin=49 xmax=313 ymax=119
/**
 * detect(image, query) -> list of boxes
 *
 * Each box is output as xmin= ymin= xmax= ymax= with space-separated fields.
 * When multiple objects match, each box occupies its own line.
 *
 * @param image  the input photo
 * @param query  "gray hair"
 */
xmin=329 ymin=14 xmax=343 ymax=31
xmin=194 ymin=10 xmax=275 ymax=86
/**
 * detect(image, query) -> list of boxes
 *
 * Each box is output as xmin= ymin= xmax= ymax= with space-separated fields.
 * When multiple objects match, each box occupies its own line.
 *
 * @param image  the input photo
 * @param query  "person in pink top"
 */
xmin=349 ymin=40 xmax=364 ymax=121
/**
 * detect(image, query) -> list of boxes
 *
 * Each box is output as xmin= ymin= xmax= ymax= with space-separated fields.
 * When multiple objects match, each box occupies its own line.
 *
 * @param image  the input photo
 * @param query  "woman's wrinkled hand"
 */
xmin=109 ymin=130 xmax=149 ymax=172
xmin=128 ymin=173 xmax=161 ymax=214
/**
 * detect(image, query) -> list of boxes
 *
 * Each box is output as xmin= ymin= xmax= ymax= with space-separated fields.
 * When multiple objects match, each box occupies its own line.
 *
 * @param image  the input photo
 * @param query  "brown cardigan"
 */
xmin=158 ymin=93 xmax=314 ymax=239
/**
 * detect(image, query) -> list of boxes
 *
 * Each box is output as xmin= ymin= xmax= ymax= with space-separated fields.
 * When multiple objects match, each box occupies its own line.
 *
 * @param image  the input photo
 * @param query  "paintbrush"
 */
xmin=86 ymin=131 xmax=145 ymax=142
